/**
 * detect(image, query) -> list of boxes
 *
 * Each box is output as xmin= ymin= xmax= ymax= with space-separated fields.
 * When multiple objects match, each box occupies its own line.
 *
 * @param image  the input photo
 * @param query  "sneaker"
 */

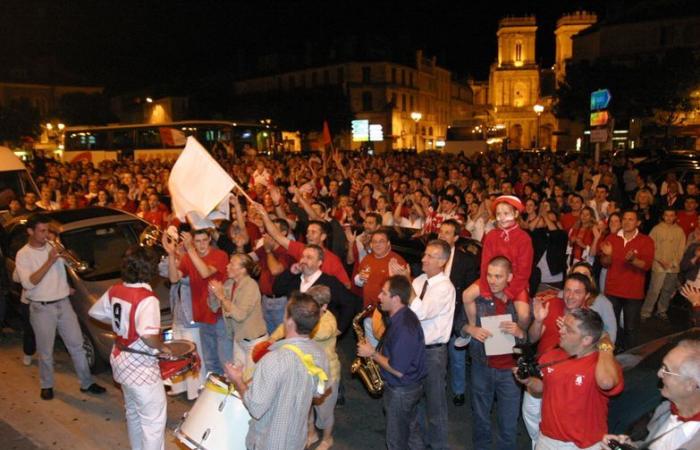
xmin=22 ymin=354 xmax=32 ymax=366
xmin=80 ymin=383 xmax=106 ymax=394
xmin=40 ymin=388 xmax=54 ymax=400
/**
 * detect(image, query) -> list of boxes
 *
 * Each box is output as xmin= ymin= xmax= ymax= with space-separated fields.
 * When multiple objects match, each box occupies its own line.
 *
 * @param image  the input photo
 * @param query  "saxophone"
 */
xmin=350 ymin=304 xmax=384 ymax=396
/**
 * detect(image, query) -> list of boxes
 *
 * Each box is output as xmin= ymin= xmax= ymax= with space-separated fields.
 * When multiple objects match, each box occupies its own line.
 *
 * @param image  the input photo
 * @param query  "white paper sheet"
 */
xmin=481 ymin=314 xmax=516 ymax=356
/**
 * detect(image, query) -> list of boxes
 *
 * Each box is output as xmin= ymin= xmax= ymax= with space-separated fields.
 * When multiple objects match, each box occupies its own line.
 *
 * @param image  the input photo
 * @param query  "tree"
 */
xmin=555 ymin=49 xmax=700 ymax=143
xmin=0 ymin=98 xmax=41 ymax=145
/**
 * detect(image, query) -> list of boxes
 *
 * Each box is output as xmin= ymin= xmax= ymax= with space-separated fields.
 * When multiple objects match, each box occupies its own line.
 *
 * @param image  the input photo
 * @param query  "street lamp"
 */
xmin=533 ymin=104 xmax=544 ymax=149
xmin=410 ymin=111 xmax=422 ymax=151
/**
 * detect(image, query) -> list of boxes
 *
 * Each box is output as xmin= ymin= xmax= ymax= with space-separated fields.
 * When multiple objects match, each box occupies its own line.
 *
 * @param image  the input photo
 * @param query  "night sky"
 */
xmin=3 ymin=0 xmax=608 ymax=91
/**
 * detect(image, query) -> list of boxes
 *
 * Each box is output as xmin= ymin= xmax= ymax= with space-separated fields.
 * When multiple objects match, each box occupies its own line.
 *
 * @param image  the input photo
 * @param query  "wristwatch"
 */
xmin=597 ymin=341 xmax=614 ymax=353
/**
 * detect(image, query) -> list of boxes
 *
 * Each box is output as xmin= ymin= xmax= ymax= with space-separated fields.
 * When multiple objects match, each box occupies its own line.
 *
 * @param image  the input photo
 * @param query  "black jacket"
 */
xmin=272 ymin=269 xmax=361 ymax=334
xmin=449 ymin=248 xmax=480 ymax=332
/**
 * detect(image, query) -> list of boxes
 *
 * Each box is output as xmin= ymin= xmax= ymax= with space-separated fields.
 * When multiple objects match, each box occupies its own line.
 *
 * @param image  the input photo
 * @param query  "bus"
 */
xmin=60 ymin=120 xmax=277 ymax=163
xmin=443 ymin=122 xmax=507 ymax=156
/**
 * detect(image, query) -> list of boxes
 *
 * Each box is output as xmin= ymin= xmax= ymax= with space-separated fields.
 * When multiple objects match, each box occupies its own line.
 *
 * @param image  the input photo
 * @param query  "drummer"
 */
xmin=89 ymin=245 xmax=171 ymax=450
xmin=225 ymin=292 xmax=330 ymax=450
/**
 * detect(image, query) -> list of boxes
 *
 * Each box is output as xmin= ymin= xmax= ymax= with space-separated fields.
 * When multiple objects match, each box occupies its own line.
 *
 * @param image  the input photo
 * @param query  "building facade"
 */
xmin=232 ymin=50 xmax=473 ymax=152
xmin=0 ymin=81 xmax=103 ymax=118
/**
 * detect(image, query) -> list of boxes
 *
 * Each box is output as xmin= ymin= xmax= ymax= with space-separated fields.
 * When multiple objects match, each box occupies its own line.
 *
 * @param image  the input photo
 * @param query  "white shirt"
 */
xmin=300 ymin=269 xmax=323 ymax=293
xmin=649 ymin=414 xmax=700 ymax=450
xmin=410 ymin=272 xmax=456 ymax=345
xmin=397 ymin=215 xmax=424 ymax=229
xmin=15 ymin=243 xmax=70 ymax=302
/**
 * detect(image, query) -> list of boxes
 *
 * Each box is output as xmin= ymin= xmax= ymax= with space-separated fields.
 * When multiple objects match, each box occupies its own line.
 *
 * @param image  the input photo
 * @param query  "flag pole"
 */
xmin=233 ymin=183 xmax=256 ymax=205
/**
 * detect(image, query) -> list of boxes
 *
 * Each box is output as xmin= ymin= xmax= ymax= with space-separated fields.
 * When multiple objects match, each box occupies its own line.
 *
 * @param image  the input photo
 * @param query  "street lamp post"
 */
xmin=533 ymin=104 xmax=544 ymax=149
xmin=410 ymin=111 xmax=422 ymax=151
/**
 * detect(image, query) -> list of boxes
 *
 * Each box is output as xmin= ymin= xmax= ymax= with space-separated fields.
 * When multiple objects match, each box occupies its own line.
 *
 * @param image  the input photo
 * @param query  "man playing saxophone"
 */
xmin=357 ymin=275 xmax=426 ymax=450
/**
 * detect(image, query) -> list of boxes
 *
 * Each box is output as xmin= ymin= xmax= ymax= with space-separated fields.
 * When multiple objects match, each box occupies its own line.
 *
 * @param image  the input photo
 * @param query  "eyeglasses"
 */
xmin=659 ymin=364 xmax=683 ymax=378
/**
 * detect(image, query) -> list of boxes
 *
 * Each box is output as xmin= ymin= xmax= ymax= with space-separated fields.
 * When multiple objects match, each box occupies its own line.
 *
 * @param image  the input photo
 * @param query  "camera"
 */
xmin=607 ymin=439 xmax=636 ymax=450
xmin=513 ymin=342 xmax=541 ymax=379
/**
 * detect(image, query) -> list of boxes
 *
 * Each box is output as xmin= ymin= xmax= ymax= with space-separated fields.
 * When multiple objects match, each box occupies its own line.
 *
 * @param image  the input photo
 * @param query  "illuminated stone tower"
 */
xmin=554 ymin=11 xmax=597 ymax=84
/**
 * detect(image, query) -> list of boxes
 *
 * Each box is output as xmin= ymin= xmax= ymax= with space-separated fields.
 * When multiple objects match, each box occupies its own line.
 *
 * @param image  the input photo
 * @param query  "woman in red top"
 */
xmin=568 ymin=206 xmax=596 ymax=267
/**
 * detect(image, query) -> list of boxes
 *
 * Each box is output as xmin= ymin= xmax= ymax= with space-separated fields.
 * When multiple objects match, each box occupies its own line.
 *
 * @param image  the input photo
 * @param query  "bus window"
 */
xmin=137 ymin=127 xmax=163 ymax=149
xmin=65 ymin=131 xmax=108 ymax=150
xmin=111 ymin=129 xmax=134 ymax=150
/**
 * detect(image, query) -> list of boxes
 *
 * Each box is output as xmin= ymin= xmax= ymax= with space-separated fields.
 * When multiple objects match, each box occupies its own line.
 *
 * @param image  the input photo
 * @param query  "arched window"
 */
xmin=515 ymin=41 xmax=523 ymax=63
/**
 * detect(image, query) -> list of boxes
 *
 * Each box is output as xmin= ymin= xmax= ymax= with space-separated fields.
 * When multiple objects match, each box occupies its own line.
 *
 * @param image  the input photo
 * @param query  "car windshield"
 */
xmin=60 ymin=220 xmax=145 ymax=281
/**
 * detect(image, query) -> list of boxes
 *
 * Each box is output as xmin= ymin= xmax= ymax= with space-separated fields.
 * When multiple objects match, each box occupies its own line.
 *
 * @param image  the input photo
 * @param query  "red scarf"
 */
xmin=670 ymin=402 xmax=700 ymax=422
xmin=499 ymin=223 xmax=520 ymax=242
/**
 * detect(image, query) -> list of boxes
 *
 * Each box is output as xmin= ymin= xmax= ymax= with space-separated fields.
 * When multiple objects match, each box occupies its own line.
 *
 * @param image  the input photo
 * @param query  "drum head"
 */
xmin=163 ymin=340 xmax=196 ymax=359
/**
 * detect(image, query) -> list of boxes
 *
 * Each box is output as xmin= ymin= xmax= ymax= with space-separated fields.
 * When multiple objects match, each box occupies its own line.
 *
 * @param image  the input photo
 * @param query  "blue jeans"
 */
xmin=261 ymin=295 xmax=287 ymax=335
xmin=198 ymin=316 xmax=233 ymax=375
xmin=414 ymin=345 xmax=449 ymax=450
xmin=384 ymin=382 xmax=424 ymax=450
xmin=470 ymin=361 xmax=522 ymax=450
xmin=448 ymin=335 xmax=466 ymax=395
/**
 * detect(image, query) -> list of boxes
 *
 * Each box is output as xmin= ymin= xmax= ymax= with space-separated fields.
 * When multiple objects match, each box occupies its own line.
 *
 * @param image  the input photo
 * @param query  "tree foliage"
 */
xmin=555 ymin=48 xmax=700 ymax=128
xmin=0 ymin=98 xmax=41 ymax=144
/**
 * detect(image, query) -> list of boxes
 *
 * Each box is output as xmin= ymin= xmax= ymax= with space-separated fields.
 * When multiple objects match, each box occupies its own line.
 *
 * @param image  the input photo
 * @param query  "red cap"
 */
xmin=492 ymin=195 xmax=524 ymax=213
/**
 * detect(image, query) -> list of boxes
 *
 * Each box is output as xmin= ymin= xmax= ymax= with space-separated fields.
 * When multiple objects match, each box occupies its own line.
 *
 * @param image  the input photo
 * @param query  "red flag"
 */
xmin=321 ymin=120 xmax=332 ymax=146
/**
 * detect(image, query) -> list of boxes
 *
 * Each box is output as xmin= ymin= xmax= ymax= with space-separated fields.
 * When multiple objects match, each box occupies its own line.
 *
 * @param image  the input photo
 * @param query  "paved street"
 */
xmin=0 ymin=324 xmax=532 ymax=450
xmin=0 ymin=313 xmax=686 ymax=450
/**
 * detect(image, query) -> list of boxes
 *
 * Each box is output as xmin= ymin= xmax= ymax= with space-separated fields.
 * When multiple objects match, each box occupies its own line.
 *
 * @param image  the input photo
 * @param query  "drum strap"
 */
xmin=281 ymin=344 xmax=329 ymax=394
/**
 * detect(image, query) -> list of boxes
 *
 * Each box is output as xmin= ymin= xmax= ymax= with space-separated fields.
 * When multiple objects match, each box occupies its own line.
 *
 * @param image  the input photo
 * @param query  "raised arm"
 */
xmin=255 ymin=203 xmax=291 ymax=250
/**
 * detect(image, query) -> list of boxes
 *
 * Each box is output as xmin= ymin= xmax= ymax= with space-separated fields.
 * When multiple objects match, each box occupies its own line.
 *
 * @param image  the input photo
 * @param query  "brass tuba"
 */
xmin=350 ymin=304 xmax=384 ymax=396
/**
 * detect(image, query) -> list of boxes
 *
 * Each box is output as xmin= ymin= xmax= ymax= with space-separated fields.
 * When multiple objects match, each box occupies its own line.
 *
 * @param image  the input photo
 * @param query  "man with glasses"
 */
xmin=516 ymin=308 xmax=623 ymax=450
xmin=603 ymin=340 xmax=700 ymax=450
xmin=393 ymin=239 xmax=455 ymax=450
xmin=354 ymin=229 xmax=407 ymax=346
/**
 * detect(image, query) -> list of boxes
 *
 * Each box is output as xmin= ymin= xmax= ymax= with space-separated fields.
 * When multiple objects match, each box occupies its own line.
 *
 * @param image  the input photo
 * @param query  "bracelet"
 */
xmin=273 ymin=203 xmax=281 ymax=207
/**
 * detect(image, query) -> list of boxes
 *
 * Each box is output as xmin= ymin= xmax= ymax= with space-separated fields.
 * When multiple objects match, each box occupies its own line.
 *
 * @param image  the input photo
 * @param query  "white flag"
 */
xmin=169 ymin=136 xmax=236 ymax=228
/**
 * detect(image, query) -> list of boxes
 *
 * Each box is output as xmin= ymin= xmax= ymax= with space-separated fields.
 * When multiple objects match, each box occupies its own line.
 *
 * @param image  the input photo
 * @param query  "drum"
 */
xmin=159 ymin=339 xmax=200 ymax=380
xmin=174 ymin=373 xmax=251 ymax=450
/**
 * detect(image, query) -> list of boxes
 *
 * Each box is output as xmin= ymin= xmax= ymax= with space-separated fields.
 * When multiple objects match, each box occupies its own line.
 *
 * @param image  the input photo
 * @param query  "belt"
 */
xmin=243 ymin=334 xmax=267 ymax=342
xmin=425 ymin=343 xmax=447 ymax=349
xmin=32 ymin=298 xmax=64 ymax=306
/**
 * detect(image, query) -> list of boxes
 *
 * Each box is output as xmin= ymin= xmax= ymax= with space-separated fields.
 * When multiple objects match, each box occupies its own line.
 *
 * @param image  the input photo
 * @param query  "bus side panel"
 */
xmin=133 ymin=148 xmax=182 ymax=161
xmin=63 ymin=151 xmax=119 ymax=164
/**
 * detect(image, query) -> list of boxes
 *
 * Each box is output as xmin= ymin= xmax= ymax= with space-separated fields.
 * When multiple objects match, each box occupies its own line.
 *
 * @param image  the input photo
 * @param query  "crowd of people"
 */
xmin=4 ymin=146 xmax=700 ymax=450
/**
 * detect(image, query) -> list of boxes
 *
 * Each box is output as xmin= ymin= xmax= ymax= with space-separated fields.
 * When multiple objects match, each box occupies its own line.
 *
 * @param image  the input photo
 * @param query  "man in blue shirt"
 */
xmin=358 ymin=275 xmax=427 ymax=450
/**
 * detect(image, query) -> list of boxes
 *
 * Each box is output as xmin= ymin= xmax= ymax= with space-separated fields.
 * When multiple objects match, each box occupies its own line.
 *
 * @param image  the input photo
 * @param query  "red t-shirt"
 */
xmin=142 ymin=210 xmax=168 ymax=230
xmin=254 ymin=246 xmax=293 ymax=297
xmin=357 ymin=251 xmax=407 ymax=308
xmin=534 ymin=291 xmax=567 ymax=354
xmin=178 ymin=248 xmax=228 ymax=324
xmin=560 ymin=213 xmax=579 ymax=233
xmin=677 ymin=211 xmax=698 ymax=237
xmin=539 ymin=348 xmax=624 ymax=448
xmin=603 ymin=232 xmax=654 ymax=300
xmin=287 ymin=240 xmax=351 ymax=287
